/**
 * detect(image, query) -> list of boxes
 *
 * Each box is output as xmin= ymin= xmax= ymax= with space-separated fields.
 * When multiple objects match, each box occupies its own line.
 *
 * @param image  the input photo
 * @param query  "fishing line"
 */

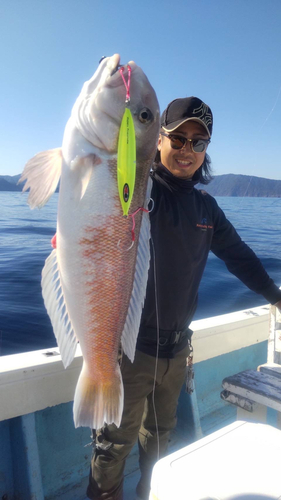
xmin=241 ymin=82 xmax=281 ymax=197
xmin=259 ymin=83 xmax=281 ymax=133
xmin=117 ymin=65 xmax=160 ymax=458
xmin=150 ymin=235 xmax=160 ymax=463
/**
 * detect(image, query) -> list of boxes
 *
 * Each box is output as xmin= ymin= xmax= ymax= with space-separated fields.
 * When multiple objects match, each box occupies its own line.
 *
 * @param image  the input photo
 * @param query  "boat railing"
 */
xmin=0 ymin=304 xmax=270 ymax=423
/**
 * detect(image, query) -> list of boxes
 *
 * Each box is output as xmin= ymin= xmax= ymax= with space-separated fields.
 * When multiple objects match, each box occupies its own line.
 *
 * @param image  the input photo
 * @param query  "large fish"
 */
xmin=20 ymin=54 xmax=160 ymax=429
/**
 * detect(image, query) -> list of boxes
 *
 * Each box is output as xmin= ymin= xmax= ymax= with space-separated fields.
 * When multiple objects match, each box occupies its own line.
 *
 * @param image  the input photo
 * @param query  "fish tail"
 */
xmin=73 ymin=362 xmax=124 ymax=429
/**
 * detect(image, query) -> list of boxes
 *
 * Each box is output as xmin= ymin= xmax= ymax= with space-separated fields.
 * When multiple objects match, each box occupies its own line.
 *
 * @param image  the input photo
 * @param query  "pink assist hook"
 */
xmin=119 ymin=65 xmax=131 ymax=103
xmin=117 ymin=206 xmax=149 ymax=252
xmin=128 ymin=207 xmax=149 ymax=242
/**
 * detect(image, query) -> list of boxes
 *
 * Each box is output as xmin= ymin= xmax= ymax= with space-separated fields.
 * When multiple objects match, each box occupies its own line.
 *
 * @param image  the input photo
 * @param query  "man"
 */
xmin=87 ymin=97 xmax=281 ymax=500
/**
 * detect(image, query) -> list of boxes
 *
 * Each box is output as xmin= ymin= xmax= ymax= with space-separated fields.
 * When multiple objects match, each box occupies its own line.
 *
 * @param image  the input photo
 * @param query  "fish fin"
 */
xmin=70 ymin=153 xmax=102 ymax=201
xmin=41 ymin=249 xmax=78 ymax=368
xmin=121 ymin=177 xmax=152 ymax=362
xmin=73 ymin=362 xmax=124 ymax=429
xmin=19 ymin=148 xmax=62 ymax=208
xmin=80 ymin=165 xmax=93 ymax=200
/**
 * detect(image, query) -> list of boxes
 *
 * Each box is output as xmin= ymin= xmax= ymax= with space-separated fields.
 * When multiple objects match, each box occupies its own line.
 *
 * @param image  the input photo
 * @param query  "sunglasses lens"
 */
xmin=169 ymin=136 xmax=185 ymax=150
xmin=162 ymin=133 xmax=209 ymax=152
xmin=192 ymin=140 xmax=207 ymax=153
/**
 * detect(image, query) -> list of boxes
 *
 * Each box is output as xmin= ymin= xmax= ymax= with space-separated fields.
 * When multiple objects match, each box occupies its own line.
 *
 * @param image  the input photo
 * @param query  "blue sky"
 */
xmin=1 ymin=0 xmax=281 ymax=179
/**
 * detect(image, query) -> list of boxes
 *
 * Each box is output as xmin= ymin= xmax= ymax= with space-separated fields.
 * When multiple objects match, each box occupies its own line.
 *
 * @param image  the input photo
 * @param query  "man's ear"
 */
xmin=157 ymin=134 xmax=162 ymax=151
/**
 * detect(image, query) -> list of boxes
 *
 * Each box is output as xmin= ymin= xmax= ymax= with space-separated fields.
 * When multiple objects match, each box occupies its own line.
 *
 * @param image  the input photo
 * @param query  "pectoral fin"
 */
xmin=19 ymin=148 xmax=62 ymax=208
xmin=70 ymin=153 xmax=102 ymax=201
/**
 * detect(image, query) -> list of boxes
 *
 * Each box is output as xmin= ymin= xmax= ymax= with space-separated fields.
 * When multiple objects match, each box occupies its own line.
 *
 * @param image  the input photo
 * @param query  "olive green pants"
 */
xmin=87 ymin=345 xmax=190 ymax=500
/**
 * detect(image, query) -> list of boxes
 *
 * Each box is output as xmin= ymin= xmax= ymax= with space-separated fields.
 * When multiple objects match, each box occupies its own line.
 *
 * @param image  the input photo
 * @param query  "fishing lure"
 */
xmin=117 ymin=66 xmax=136 ymax=216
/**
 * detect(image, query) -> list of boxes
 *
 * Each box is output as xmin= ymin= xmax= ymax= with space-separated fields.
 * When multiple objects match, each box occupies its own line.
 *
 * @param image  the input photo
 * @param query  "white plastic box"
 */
xmin=149 ymin=420 xmax=281 ymax=499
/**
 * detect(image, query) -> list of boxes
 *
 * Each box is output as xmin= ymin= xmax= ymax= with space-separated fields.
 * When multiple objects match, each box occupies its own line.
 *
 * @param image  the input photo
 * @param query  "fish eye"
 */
xmin=138 ymin=108 xmax=153 ymax=123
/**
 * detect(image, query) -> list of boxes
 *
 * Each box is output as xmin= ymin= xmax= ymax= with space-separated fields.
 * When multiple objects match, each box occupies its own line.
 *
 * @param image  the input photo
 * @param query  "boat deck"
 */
xmin=124 ymin=469 xmax=140 ymax=499
xmin=0 ymin=304 xmax=273 ymax=500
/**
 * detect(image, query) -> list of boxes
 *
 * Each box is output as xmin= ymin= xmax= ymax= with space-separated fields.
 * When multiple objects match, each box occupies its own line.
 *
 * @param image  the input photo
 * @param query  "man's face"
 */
xmin=157 ymin=121 xmax=209 ymax=179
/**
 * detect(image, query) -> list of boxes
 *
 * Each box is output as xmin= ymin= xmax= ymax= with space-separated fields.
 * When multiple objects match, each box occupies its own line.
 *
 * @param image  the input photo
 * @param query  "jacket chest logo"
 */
xmin=196 ymin=218 xmax=213 ymax=232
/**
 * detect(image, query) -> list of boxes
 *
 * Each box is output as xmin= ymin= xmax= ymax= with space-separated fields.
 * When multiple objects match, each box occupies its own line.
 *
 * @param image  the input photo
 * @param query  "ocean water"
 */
xmin=0 ymin=192 xmax=281 ymax=356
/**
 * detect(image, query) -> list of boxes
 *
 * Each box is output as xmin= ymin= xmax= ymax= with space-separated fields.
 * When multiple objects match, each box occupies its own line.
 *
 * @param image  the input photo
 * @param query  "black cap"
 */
xmin=161 ymin=97 xmax=213 ymax=137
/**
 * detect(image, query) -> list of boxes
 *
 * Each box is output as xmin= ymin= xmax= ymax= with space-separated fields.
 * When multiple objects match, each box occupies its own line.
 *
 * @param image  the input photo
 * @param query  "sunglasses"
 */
xmin=160 ymin=132 xmax=210 ymax=153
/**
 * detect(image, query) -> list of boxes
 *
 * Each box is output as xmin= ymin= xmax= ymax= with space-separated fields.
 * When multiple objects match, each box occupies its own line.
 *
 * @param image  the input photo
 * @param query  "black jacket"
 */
xmin=136 ymin=164 xmax=281 ymax=358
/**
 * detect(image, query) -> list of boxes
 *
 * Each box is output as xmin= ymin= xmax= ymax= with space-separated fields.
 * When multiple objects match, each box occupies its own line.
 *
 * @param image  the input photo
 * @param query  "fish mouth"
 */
xmin=111 ymin=66 xmax=121 ymax=75
xmin=111 ymin=62 xmax=136 ymax=76
xmin=110 ymin=54 xmax=121 ymax=76
xmin=109 ymin=54 xmax=136 ymax=82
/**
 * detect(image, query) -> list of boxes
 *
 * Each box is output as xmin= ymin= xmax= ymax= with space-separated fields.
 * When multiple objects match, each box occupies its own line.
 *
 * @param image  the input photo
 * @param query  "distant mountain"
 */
xmin=197 ymin=174 xmax=281 ymax=197
xmin=1 ymin=174 xmax=21 ymax=185
xmin=0 ymin=174 xmax=58 ymax=192
xmin=1 ymin=173 xmax=281 ymax=197
xmin=0 ymin=175 xmax=22 ymax=191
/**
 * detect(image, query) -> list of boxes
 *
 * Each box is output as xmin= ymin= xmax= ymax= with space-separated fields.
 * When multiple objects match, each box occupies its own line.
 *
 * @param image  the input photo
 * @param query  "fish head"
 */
xmin=71 ymin=54 xmax=160 ymax=159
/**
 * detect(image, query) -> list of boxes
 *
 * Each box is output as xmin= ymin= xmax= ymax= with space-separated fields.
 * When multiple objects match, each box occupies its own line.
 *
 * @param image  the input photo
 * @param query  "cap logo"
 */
xmin=192 ymin=103 xmax=212 ymax=128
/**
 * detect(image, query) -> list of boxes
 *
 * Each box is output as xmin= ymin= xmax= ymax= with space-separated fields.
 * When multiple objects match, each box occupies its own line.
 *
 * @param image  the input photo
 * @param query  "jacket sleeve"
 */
xmin=209 ymin=196 xmax=281 ymax=305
